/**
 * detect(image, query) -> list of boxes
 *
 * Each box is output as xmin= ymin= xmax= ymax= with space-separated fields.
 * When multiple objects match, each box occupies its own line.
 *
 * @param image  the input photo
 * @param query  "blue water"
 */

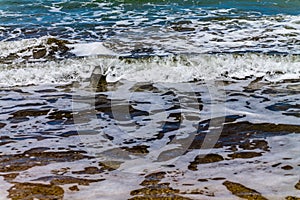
xmin=1 ymin=0 xmax=300 ymax=42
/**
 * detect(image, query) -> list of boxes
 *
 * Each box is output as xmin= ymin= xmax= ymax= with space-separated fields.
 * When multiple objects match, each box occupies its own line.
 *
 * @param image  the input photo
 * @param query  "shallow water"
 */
xmin=0 ymin=78 xmax=299 ymax=199
xmin=0 ymin=0 xmax=300 ymax=199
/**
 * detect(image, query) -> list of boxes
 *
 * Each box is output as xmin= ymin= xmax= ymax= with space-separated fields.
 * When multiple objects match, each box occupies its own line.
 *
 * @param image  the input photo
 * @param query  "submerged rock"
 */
xmin=98 ymin=160 xmax=123 ymax=171
xmin=0 ymin=147 xmax=91 ymax=172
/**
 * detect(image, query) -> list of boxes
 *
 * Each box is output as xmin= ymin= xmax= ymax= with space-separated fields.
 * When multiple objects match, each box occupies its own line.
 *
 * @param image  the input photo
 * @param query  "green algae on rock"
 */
xmin=130 ymin=184 xmax=180 ymax=196
xmin=228 ymin=151 xmax=263 ymax=159
xmin=140 ymin=172 xmax=167 ymax=186
xmin=0 ymin=173 xmax=19 ymax=181
xmin=188 ymin=154 xmax=224 ymax=171
xmin=8 ymin=182 xmax=64 ymax=200
xmin=129 ymin=184 xmax=192 ymax=200
xmin=121 ymin=145 xmax=150 ymax=154
xmin=130 ymin=171 xmax=192 ymax=200
xmin=223 ymin=181 xmax=268 ymax=200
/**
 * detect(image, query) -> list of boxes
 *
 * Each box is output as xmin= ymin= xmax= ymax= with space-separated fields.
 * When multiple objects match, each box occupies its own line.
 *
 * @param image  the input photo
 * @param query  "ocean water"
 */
xmin=0 ymin=1 xmax=300 ymax=200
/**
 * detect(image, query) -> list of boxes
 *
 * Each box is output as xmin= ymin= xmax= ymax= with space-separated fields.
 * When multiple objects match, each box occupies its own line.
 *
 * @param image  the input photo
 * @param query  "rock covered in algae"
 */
xmin=129 ymin=171 xmax=192 ymax=200
xmin=188 ymin=154 xmax=224 ymax=171
xmin=8 ymin=182 xmax=64 ymax=200
xmin=223 ymin=181 xmax=267 ymax=200
xmin=0 ymin=147 xmax=91 ymax=172
xmin=228 ymin=151 xmax=262 ymax=159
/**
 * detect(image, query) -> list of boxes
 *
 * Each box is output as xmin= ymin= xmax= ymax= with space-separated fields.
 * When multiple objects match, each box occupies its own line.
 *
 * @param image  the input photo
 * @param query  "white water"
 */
xmin=0 ymin=40 xmax=299 ymax=87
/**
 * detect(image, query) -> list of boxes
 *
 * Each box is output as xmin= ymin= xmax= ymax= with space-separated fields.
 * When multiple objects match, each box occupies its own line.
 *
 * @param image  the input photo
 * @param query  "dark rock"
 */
xmin=272 ymin=163 xmax=282 ymax=167
xmin=59 ymin=130 xmax=78 ymax=137
xmin=211 ymin=177 xmax=226 ymax=181
xmin=0 ymin=122 xmax=6 ymax=129
xmin=46 ymin=37 xmax=70 ymax=53
xmin=172 ymin=26 xmax=195 ymax=32
xmin=281 ymin=165 xmax=293 ymax=170
xmin=198 ymin=179 xmax=209 ymax=182
xmin=32 ymin=48 xmax=47 ymax=59
xmin=190 ymin=121 xmax=300 ymax=150
xmin=171 ymin=20 xmax=192 ymax=25
xmin=9 ymin=109 xmax=50 ymax=119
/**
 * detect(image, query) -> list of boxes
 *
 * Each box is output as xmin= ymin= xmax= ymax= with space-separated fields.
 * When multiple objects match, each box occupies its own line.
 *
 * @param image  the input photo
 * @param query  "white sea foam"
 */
xmin=0 ymin=37 xmax=299 ymax=87
xmin=0 ymin=51 xmax=299 ymax=87
xmin=68 ymin=42 xmax=116 ymax=57
xmin=0 ymin=38 xmax=46 ymax=58
xmin=104 ymin=14 xmax=300 ymax=54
